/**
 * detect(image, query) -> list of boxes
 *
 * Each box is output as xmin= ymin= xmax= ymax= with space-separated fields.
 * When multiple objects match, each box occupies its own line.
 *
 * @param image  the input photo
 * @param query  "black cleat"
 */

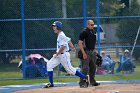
xmin=91 ymin=82 xmax=100 ymax=86
xmin=79 ymin=80 xmax=89 ymax=88
xmin=79 ymin=76 xmax=89 ymax=88
xmin=43 ymin=83 xmax=54 ymax=88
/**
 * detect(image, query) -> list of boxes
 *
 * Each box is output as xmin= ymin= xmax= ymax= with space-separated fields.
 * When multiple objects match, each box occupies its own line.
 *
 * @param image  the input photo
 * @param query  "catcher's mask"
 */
xmin=52 ymin=21 xmax=62 ymax=30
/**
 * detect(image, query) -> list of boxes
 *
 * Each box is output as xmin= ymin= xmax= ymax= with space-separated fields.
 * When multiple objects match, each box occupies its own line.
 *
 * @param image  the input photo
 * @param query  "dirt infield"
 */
xmin=13 ymin=84 xmax=140 ymax=93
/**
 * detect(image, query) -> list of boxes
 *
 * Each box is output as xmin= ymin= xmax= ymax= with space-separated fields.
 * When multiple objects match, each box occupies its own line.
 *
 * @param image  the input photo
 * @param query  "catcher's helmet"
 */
xmin=52 ymin=21 xmax=62 ymax=30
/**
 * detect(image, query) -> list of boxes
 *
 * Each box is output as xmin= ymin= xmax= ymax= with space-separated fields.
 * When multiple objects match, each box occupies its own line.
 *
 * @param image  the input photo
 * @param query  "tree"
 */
xmin=116 ymin=0 xmax=140 ymax=60
xmin=0 ymin=0 xmax=62 ymax=63
xmin=121 ymin=0 xmax=129 ymax=8
xmin=0 ymin=0 xmax=139 ymax=63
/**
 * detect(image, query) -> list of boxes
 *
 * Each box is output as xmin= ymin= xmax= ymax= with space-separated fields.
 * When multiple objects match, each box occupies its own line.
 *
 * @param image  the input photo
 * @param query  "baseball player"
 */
xmin=43 ymin=21 xmax=88 ymax=88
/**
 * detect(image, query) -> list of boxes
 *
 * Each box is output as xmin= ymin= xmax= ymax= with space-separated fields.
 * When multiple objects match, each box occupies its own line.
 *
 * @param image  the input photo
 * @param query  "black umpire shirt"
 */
xmin=79 ymin=28 xmax=96 ymax=50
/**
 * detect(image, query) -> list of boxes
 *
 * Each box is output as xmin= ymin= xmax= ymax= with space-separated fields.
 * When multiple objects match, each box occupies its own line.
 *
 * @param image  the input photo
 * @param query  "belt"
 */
xmin=61 ymin=51 xmax=69 ymax=54
xmin=86 ymin=49 xmax=94 ymax=51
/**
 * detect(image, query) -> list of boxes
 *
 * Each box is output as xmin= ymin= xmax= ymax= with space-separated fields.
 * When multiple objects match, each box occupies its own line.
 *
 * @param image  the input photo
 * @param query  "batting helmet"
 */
xmin=52 ymin=21 xmax=62 ymax=30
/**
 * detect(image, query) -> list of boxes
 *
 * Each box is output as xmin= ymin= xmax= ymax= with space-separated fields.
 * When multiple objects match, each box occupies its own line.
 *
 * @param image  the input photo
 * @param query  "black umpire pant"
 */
xmin=80 ymin=50 xmax=97 ymax=84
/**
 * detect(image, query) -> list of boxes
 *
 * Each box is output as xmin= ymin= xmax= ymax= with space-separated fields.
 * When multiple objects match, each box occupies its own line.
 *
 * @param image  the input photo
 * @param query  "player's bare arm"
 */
xmin=68 ymin=41 xmax=75 ymax=49
xmin=68 ymin=41 xmax=76 ymax=52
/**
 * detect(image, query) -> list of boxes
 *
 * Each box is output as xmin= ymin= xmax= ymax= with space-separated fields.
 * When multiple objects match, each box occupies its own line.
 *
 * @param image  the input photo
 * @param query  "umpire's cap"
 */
xmin=52 ymin=21 xmax=62 ymax=30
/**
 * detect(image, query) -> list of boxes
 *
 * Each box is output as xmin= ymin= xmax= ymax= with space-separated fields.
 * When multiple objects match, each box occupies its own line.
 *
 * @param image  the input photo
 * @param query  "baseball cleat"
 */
xmin=79 ymin=81 xmax=89 ymax=88
xmin=43 ymin=83 xmax=54 ymax=88
xmin=91 ymin=82 xmax=100 ymax=86
xmin=79 ymin=76 xmax=89 ymax=88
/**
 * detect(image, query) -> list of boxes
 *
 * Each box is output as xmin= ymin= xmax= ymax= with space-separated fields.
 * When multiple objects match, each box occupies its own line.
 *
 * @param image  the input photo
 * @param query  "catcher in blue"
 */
xmin=43 ymin=21 xmax=89 ymax=88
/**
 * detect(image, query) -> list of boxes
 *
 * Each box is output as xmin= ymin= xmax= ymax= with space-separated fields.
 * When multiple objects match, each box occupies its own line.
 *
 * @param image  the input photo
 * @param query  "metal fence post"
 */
xmin=96 ymin=0 xmax=101 ymax=54
xmin=21 ymin=0 xmax=26 ymax=79
xmin=83 ymin=0 xmax=87 ymax=28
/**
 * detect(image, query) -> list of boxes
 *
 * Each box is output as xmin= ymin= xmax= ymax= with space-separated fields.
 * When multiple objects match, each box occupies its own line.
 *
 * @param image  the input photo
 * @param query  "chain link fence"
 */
xmin=0 ymin=0 xmax=140 ymax=80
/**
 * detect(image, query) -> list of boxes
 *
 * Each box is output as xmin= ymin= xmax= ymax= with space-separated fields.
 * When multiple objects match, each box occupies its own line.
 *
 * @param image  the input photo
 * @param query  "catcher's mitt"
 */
xmin=96 ymin=54 xmax=102 ymax=66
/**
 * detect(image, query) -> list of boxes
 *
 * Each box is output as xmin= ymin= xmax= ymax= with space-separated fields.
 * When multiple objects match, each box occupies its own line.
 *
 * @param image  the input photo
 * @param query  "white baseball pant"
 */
xmin=47 ymin=52 xmax=76 ymax=75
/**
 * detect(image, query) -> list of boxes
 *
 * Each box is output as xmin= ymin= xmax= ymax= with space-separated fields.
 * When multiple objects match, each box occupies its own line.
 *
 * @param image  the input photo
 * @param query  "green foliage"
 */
xmin=116 ymin=1 xmax=140 ymax=59
xmin=67 ymin=0 xmax=83 ymax=17
xmin=0 ymin=0 xmax=139 ymax=62
xmin=120 ymin=0 xmax=140 ymax=16
xmin=116 ymin=19 xmax=140 ymax=44
xmin=0 ymin=0 xmax=21 ymax=19
xmin=0 ymin=0 xmax=125 ymax=50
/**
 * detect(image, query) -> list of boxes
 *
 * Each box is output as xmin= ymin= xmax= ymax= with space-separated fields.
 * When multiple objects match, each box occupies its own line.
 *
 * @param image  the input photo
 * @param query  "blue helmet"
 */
xmin=52 ymin=21 xmax=62 ymax=30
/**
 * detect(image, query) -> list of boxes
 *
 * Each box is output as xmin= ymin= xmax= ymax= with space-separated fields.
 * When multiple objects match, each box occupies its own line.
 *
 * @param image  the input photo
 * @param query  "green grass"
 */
xmin=0 ymin=72 xmax=22 ymax=78
xmin=0 ymin=63 xmax=22 ymax=79
xmin=0 ymin=75 xmax=140 ymax=86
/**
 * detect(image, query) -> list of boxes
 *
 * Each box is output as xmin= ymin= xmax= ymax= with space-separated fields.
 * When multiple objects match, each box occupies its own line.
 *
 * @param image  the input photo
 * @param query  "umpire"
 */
xmin=78 ymin=20 xmax=100 ymax=87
